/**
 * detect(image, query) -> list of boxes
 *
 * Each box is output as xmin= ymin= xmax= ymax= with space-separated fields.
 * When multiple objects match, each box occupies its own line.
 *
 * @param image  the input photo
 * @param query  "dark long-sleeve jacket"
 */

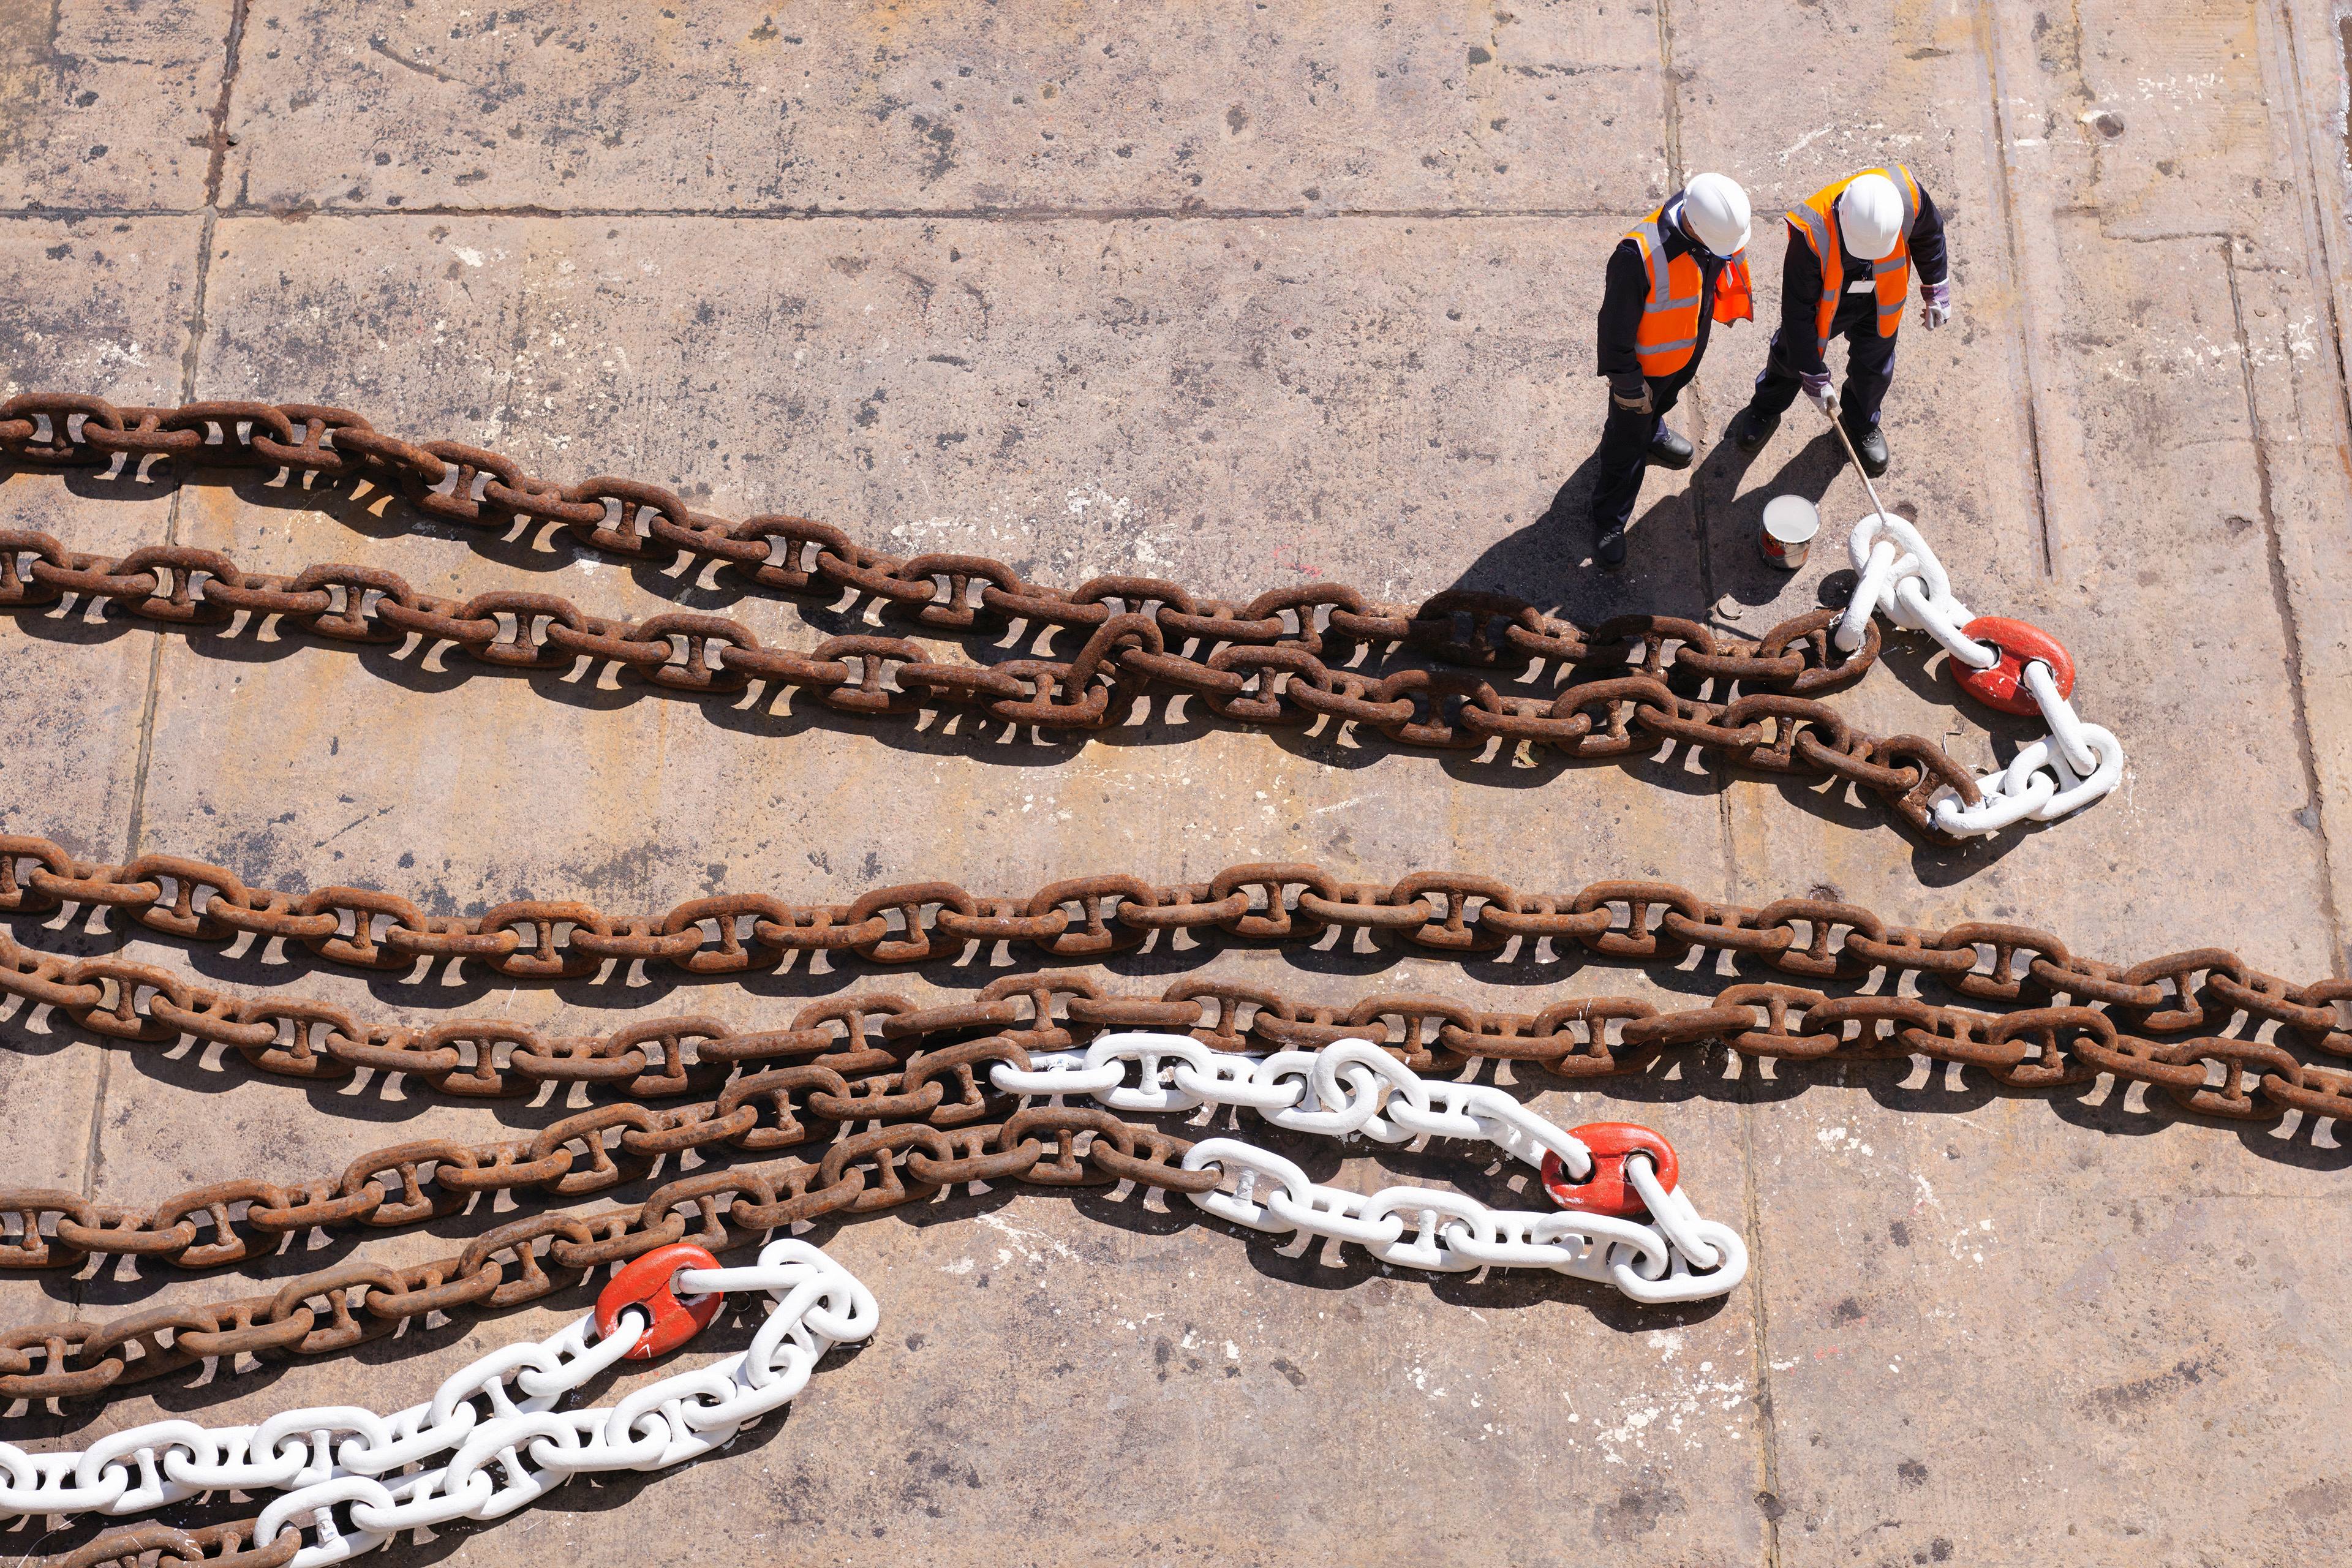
xmin=1596 ymin=195 xmax=1727 ymax=394
xmin=1774 ymin=182 xmax=1948 ymax=375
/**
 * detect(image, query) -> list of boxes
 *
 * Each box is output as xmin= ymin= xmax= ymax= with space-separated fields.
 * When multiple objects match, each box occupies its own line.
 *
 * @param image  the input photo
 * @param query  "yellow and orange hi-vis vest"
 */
xmin=1786 ymin=164 xmax=1921 ymax=360
xmin=1626 ymin=203 xmax=1754 ymax=379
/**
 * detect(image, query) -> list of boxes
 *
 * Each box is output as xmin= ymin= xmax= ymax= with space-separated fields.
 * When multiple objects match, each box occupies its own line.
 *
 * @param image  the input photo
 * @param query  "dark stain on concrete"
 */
xmin=1591 ymin=1476 xmax=1687 ymax=1542
xmin=908 ymin=112 xmax=956 ymax=184
xmin=2085 ymin=1357 xmax=2217 ymax=1420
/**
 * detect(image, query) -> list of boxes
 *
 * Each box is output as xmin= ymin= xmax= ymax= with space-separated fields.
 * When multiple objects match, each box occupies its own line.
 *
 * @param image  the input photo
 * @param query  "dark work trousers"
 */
xmin=1586 ymin=369 xmax=1694 ymax=535
xmin=1749 ymin=293 xmax=1900 ymax=434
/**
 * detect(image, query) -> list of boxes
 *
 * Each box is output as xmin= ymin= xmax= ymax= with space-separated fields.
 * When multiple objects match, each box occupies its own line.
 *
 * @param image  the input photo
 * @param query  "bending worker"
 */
xmin=1587 ymin=173 xmax=1754 ymax=570
xmin=1727 ymin=164 xmax=1950 ymax=476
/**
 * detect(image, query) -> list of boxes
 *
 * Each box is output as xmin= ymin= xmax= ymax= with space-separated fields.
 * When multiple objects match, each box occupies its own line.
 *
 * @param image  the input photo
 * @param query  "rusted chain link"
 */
xmin=10 ymin=944 xmax=2352 ymax=1286
xmin=0 ymin=835 xmax=2155 ymax=985
xmin=0 ymin=394 xmax=2006 ymax=840
xmin=0 ymin=528 xmax=1972 ymax=835
xmin=0 ymin=1107 xmax=1210 ymax=1406
xmin=30 ymin=1518 xmax=295 ymax=1568
xmin=7 ymin=916 xmax=2350 ymax=1136
xmin=0 ymin=1033 xmax=1184 ymax=1274
xmin=0 ymin=392 xmax=1869 ymax=688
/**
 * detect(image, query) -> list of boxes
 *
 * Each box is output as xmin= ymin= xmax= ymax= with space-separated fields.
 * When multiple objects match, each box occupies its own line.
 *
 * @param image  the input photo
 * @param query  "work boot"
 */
xmin=1645 ymin=424 xmax=1695 ymax=470
xmin=1725 ymin=405 xmax=1778 ymax=453
xmin=1594 ymin=522 xmax=1628 ymax=571
xmin=1847 ymin=423 xmax=1890 ymax=477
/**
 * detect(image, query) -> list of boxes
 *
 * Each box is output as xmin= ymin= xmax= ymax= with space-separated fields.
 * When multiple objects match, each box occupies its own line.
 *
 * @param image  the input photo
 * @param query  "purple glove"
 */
xmin=1921 ymin=279 xmax=1951 ymax=330
xmin=1801 ymin=370 xmax=1833 ymax=413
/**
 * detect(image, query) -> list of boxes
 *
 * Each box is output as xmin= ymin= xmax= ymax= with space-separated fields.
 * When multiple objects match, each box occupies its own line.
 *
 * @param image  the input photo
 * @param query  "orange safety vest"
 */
xmin=1626 ymin=202 xmax=1754 ymax=379
xmin=1786 ymin=165 xmax=1921 ymax=361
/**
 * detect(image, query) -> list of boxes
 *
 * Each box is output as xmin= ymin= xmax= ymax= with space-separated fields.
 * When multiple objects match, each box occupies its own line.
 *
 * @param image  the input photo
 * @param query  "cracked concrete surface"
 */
xmin=5 ymin=1 xmax=2352 ymax=1564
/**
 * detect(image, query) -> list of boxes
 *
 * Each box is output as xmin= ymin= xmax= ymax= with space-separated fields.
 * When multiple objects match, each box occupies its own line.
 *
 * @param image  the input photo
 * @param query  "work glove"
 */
xmin=1608 ymin=375 xmax=1652 ymax=416
xmin=1801 ymin=370 xmax=1833 ymax=413
xmin=1921 ymin=279 xmax=1951 ymax=330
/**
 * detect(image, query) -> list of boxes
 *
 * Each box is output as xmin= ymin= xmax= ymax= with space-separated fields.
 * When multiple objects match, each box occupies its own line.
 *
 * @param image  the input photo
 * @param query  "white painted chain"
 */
xmin=1836 ymin=512 xmax=2125 ymax=833
xmin=12 ymin=1043 xmax=1743 ymax=1559
xmin=0 ymin=1239 xmax=877 ymax=1567
xmin=1932 ymin=722 xmax=2125 ymax=834
xmin=1837 ymin=513 xmax=1990 ymax=665
xmin=2022 ymin=658 xmax=2100 ymax=775
xmin=992 ymin=1035 xmax=1748 ymax=1305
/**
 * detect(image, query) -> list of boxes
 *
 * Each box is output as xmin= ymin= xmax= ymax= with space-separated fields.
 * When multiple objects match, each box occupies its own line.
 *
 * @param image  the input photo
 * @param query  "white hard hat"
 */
xmin=1836 ymin=173 xmax=1905 ymax=261
xmin=1680 ymin=172 xmax=1751 ymax=258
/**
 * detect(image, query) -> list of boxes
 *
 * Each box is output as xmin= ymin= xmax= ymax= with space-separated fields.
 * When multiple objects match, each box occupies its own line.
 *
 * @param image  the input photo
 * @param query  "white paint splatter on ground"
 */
xmin=1815 ymin=1124 xmax=1874 ymax=1157
xmin=973 ymin=1212 xmax=1085 ymax=1264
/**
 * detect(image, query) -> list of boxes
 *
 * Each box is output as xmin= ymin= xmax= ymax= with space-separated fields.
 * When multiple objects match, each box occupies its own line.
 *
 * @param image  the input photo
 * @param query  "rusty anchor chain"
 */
xmin=8 ymin=1031 xmax=1750 ymax=1567
xmin=6 ymin=911 xmax=2350 ymax=1144
xmin=8 ymin=938 xmax=2352 ymax=1291
xmin=24 ymin=1521 xmax=293 ymax=1568
xmin=7 ymin=862 xmax=2352 ymax=1411
xmin=2 ymin=396 xmax=2344 ymax=1561
xmin=0 ymin=394 xmax=2013 ymax=841
xmin=6 ymin=937 xmax=2350 ymax=1412
xmin=0 ymin=1096 xmax=1204 ymax=1568
xmin=0 ymin=1089 xmax=1207 ymax=1408
xmin=1 ymin=834 xmax=2130 ymax=984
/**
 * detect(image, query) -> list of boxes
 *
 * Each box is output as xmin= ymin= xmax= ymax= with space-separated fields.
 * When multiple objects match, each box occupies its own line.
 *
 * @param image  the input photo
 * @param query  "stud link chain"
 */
xmin=0 ymin=394 xmax=2022 ymax=841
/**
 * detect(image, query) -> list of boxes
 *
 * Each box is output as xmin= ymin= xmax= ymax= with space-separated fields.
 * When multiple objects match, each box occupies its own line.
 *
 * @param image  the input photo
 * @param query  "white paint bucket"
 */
xmin=1760 ymin=494 xmax=1820 ymax=570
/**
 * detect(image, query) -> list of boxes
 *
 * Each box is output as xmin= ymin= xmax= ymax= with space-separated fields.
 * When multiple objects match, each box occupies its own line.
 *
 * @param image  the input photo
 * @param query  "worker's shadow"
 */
xmin=1442 ymin=448 xmax=1730 ymax=621
xmin=1452 ymin=448 xmax=1720 ymax=617
xmin=1437 ymin=450 xmax=1605 ymax=617
xmin=1705 ymin=428 xmax=1847 ymax=609
xmin=1447 ymin=424 xmax=1827 ymax=617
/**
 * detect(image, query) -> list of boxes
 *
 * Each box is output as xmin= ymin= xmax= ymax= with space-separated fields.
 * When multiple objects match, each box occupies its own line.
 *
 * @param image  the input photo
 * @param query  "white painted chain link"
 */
xmin=10 ymin=1042 xmax=1740 ymax=1560
xmin=992 ymin=1034 xmax=1747 ymax=1305
xmin=1 ymin=1240 xmax=878 ymax=1567
xmin=1836 ymin=513 xmax=2125 ymax=834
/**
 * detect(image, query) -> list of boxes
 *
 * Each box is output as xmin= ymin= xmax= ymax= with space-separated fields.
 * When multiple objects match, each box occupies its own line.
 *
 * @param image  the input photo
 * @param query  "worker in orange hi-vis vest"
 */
xmin=1725 ymin=165 xmax=1951 ymax=478
xmin=1586 ymin=173 xmax=1755 ymax=570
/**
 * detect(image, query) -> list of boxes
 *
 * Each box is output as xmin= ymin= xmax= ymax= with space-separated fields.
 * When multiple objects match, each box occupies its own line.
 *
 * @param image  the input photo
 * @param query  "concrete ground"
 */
xmin=5 ymin=1 xmax=2352 ymax=1563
